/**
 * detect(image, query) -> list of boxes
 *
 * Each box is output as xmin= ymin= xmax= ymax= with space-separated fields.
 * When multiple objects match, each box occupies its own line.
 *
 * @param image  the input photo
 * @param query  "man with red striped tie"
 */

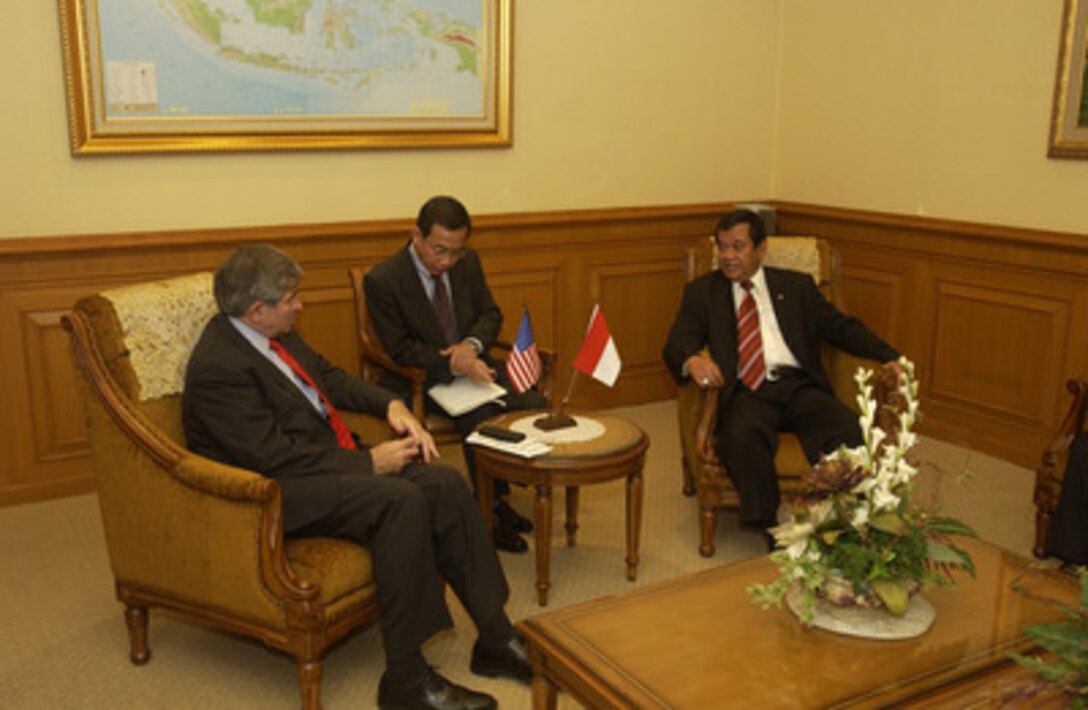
xmin=663 ymin=209 xmax=902 ymax=548
xmin=184 ymin=244 xmax=531 ymax=709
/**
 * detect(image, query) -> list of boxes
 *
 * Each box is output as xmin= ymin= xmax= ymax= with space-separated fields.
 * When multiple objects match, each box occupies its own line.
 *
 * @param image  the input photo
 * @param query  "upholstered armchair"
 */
xmin=676 ymin=236 xmax=895 ymax=557
xmin=347 ymin=265 xmax=557 ymax=446
xmin=1033 ymin=376 xmax=1088 ymax=558
xmin=63 ymin=273 xmax=385 ymax=710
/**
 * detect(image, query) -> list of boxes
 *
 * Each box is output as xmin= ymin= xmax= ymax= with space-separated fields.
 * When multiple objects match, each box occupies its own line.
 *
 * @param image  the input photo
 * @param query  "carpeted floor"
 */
xmin=0 ymin=399 xmax=1041 ymax=709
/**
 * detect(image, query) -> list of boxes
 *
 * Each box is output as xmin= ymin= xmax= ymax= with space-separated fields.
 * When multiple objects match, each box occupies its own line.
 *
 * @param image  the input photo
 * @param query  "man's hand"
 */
xmin=685 ymin=354 xmax=725 ymax=388
xmin=442 ymin=342 xmax=496 ymax=384
xmin=370 ymin=437 xmax=424 ymax=475
xmin=442 ymin=342 xmax=479 ymax=376
xmin=882 ymin=359 xmax=906 ymax=385
xmin=386 ymin=399 xmax=439 ymax=463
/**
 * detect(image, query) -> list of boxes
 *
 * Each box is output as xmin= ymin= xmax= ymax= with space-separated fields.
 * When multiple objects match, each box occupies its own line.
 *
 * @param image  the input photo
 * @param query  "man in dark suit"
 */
xmin=183 ymin=244 xmax=529 ymax=710
xmin=364 ymin=196 xmax=545 ymax=553
xmin=663 ymin=209 xmax=901 ymax=540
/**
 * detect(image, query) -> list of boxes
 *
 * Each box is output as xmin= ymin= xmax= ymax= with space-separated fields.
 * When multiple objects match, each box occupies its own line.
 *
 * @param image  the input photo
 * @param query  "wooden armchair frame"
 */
xmin=64 ymin=282 xmax=382 ymax=710
xmin=1033 ymin=376 xmax=1088 ymax=558
xmin=348 ymin=265 xmax=557 ymax=445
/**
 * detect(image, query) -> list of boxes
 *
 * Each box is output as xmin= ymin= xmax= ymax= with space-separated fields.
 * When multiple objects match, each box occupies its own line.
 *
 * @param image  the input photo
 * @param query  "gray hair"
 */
xmin=214 ymin=244 xmax=303 ymax=316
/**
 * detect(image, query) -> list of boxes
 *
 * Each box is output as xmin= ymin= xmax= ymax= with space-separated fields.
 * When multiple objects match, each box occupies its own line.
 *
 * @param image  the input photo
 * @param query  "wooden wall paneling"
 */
xmin=0 ymin=204 xmax=726 ymax=506
xmin=776 ymin=201 xmax=1088 ymax=469
xmin=577 ymin=252 xmax=690 ymax=408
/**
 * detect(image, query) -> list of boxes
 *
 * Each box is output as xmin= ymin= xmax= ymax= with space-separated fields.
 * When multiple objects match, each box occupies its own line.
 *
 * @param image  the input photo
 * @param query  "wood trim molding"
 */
xmin=3 ymin=199 xmax=1086 ymax=505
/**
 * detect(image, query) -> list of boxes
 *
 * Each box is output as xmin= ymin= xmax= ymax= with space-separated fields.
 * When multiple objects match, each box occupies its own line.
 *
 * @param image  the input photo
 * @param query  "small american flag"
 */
xmin=506 ymin=307 xmax=542 ymax=394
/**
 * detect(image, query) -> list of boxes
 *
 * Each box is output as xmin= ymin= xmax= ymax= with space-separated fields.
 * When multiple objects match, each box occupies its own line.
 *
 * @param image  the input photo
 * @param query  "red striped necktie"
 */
xmin=737 ymin=280 xmax=767 ymax=390
xmin=268 ymin=338 xmax=357 ymax=450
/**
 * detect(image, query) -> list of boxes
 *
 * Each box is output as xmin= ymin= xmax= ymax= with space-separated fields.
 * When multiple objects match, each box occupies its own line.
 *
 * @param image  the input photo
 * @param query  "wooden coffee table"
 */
xmin=518 ymin=537 xmax=1078 ymax=708
xmin=471 ymin=410 xmax=649 ymax=606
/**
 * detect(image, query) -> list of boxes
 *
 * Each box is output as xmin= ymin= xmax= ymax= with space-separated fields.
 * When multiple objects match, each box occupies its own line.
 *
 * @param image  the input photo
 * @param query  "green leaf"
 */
xmin=926 ymin=516 xmax=978 ymax=538
xmin=820 ymin=529 xmax=843 ymax=545
xmin=871 ymin=579 xmax=910 ymax=616
xmin=1024 ymin=622 xmax=1088 ymax=658
xmin=871 ymin=512 xmax=907 ymax=535
xmin=926 ymin=541 xmax=976 ymax=577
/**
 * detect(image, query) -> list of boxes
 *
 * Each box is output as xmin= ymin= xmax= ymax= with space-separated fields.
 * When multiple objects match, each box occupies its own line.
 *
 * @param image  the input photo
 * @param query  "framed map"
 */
xmin=58 ymin=0 xmax=512 ymax=154
xmin=1048 ymin=0 xmax=1088 ymax=158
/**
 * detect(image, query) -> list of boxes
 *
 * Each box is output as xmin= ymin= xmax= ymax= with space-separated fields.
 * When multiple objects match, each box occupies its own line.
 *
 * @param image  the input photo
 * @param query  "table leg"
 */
xmin=625 ymin=469 xmax=643 ymax=582
xmin=564 ymin=487 xmax=579 ymax=547
xmin=534 ymin=483 xmax=553 ymax=606
xmin=531 ymin=672 xmax=558 ymax=710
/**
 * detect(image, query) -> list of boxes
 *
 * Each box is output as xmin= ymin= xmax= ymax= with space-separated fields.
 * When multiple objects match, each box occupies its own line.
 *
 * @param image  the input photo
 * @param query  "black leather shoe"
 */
xmin=494 ymin=498 xmax=533 ymax=533
xmin=378 ymin=666 xmax=496 ymax=709
xmin=471 ymin=635 xmax=532 ymax=684
xmin=492 ymin=521 xmax=528 ymax=554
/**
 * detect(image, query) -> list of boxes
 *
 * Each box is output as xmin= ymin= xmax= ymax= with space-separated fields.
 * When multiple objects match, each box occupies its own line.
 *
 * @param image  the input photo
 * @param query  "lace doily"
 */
xmin=103 ymin=273 xmax=217 ymax=401
xmin=508 ymin=414 xmax=605 ymax=444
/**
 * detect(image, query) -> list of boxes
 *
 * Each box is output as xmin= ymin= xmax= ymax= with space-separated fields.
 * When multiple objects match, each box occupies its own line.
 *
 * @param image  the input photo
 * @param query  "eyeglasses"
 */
xmin=422 ymin=240 xmax=467 ymax=261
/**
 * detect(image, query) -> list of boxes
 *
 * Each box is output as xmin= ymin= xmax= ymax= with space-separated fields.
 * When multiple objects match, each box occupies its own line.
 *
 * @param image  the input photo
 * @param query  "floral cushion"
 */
xmin=101 ymin=273 xmax=217 ymax=401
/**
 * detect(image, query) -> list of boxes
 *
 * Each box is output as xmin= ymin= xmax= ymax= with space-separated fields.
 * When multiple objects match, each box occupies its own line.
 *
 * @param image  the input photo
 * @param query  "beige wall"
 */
xmin=5 ymin=2 xmax=1087 ymax=240
xmin=775 ymin=0 xmax=1088 ymax=235
xmin=1 ymin=1 xmax=779 ymax=238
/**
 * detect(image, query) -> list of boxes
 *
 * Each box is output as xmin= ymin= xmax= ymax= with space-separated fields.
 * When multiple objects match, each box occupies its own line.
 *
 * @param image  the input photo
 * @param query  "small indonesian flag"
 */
xmin=506 ymin=308 xmax=542 ymax=394
xmin=572 ymin=304 xmax=622 ymax=387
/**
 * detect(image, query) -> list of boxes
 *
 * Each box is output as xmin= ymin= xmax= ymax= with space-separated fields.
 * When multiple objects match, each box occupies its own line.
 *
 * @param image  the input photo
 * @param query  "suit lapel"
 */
xmin=212 ymin=315 xmax=327 ymax=424
xmin=765 ymin=268 xmax=804 ymax=358
xmin=395 ymin=245 xmax=450 ymax=346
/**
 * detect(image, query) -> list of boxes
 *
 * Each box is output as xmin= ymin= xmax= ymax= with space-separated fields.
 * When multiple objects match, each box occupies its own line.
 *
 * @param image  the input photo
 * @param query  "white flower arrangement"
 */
xmin=748 ymin=357 xmax=976 ymax=623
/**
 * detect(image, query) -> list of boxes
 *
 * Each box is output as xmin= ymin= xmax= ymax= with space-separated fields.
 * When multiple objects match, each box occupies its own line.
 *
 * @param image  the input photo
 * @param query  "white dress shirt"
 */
xmin=732 ymin=267 xmax=800 ymax=379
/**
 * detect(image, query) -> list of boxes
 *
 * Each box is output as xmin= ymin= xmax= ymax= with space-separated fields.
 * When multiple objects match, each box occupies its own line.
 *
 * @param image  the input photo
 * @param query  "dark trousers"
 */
xmin=286 ymin=463 xmax=509 ymax=661
xmin=1048 ymin=432 xmax=1088 ymax=565
xmin=715 ymin=369 xmax=861 ymax=526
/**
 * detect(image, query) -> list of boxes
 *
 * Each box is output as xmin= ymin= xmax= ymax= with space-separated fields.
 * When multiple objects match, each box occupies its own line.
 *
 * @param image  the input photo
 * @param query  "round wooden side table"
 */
xmin=470 ymin=410 xmax=649 ymax=606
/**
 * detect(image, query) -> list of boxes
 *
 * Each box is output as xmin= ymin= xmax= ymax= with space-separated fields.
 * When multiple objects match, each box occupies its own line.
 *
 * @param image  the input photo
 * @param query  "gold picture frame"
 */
xmin=1049 ymin=0 xmax=1088 ymax=158
xmin=58 ymin=0 xmax=512 ymax=155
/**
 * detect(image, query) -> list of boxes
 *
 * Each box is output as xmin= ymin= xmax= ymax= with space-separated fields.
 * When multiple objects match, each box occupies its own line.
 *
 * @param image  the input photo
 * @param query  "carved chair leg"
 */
xmin=681 ymin=457 xmax=695 ymax=497
xmin=699 ymin=508 xmax=717 ymax=557
xmin=1033 ymin=509 xmax=1053 ymax=559
xmin=296 ymin=658 xmax=323 ymax=710
xmin=123 ymin=604 xmax=151 ymax=665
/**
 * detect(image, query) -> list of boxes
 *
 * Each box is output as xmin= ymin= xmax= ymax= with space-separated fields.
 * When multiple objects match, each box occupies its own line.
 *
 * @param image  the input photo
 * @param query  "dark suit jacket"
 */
xmin=662 ymin=267 xmax=899 ymax=399
xmin=364 ymin=243 xmax=503 ymax=396
xmin=182 ymin=314 xmax=395 ymax=531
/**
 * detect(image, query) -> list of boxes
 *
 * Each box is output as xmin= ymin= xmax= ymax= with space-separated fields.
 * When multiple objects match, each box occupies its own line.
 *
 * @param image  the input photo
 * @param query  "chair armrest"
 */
xmin=1036 ymin=377 xmax=1088 ymax=510
xmin=694 ymin=385 xmax=721 ymax=464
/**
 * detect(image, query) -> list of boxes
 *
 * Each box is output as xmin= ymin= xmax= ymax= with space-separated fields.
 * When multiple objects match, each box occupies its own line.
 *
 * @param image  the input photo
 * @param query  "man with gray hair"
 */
xmin=183 ymin=244 xmax=529 ymax=710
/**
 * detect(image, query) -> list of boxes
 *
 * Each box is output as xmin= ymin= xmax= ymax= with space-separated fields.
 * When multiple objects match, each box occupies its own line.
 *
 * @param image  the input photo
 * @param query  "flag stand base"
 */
xmin=534 ymin=411 xmax=577 ymax=431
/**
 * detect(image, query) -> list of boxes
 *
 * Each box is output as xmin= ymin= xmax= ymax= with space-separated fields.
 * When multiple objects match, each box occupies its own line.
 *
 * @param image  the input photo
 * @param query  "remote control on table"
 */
xmin=478 ymin=424 xmax=526 ymax=443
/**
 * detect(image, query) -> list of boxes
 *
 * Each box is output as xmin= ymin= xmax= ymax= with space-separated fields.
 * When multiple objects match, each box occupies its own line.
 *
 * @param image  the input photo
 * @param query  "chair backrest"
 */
xmin=347 ymin=265 xmax=388 ymax=385
xmin=685 ymin=235 xmax=840 ymax=305
xmin=71 ymin=273 xmax=217 ymax=445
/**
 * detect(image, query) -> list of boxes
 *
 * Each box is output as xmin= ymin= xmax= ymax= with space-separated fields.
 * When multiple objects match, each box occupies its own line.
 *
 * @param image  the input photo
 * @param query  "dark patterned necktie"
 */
xmin=268 ymin=338 xmax=357 ymax=450
xmin=432 ymin=274 xmax=458 ymax=346
xmin=737 ymin=280 xmax=767 ymax=390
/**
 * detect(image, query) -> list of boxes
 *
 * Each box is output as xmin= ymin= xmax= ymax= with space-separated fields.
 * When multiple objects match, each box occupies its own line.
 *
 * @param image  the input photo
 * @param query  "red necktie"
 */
xmin=737 ymin=280 xmax=767 ymax=390
xmin=432 ymin=274 xmax=458 ymax=346
xmin=268 ymin=338 xmax=357 ymax=450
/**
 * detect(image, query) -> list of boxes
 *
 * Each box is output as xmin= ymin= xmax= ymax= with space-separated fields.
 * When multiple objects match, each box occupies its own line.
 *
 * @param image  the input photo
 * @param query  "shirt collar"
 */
xmin=228 ymin=315 xmax=272 ymax=353
xmin=732 ymin=266 xmax=768 ymax=296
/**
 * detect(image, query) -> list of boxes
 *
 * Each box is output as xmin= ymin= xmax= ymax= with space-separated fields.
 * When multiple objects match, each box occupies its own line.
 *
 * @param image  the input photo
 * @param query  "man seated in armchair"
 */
xmin=364 ymin=196 xmax=547 ymax=553
xmin=662 ymin=209 xmax=902 ymax=546
xmin=183 ymin=244 xmax=529 ymax=710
